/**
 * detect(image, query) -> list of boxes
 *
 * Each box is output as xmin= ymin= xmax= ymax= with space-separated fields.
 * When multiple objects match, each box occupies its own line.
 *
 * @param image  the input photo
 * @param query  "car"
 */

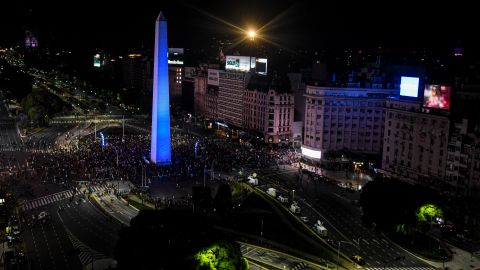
xmin=351 ymin=255 xmax=365 ymax=265
xmin=300 ymin=216 xmax=309 ymax=223
xmin=12 ymin=225 xmax=20 ymax=235
xmin=38 ymin=211 xmax=48 ymax=220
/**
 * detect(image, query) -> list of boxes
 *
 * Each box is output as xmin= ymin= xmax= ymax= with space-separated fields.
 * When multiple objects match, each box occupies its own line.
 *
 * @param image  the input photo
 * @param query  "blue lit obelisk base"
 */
xmin=150 ymin=12 xmax=171 ymax=165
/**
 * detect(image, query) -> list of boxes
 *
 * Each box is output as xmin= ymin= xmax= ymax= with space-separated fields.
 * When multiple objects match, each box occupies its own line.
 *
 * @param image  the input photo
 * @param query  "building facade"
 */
xmin=303 ymin=86 xmax=397 ymax=158
xmin=217 ymin=70 xmax=251 ymax=127
xmin=122 ymin=52 xmax=152 ymax=92
xmin=168 ymin=66 xmax=183 ymax=101
xmin=446 ymin=119 xmax=480 ymax=197
xmin=243 ymin=89 xmax=294 ymax=144
xmin=382 ymin=98 xmax=449 ymax=181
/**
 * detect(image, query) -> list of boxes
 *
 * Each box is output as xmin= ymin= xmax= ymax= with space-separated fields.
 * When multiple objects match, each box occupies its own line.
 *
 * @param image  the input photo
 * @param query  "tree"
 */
xmin=193 ymin=241 xmax=248 ymax=270
xmin=114 ymin=209 xmax=248 ymax=270
xmin=415 ymin=204 xmax=443 ymax=232
xmin=360 ymin=179 xmax=441 ymax=233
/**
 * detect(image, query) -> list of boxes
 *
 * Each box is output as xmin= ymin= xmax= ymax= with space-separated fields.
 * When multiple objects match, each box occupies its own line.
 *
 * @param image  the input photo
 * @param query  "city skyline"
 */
xmin=0 ymin=1 xmax=477 ymax=56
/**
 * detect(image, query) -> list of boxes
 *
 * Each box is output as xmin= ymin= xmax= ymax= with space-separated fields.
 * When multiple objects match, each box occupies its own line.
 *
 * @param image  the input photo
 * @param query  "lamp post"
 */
xmin=336 ymin=240 xmax=355 ymax=270
xmin=122 ymin=115 xmax=125 ymax=143
xmin=260 ymin=218 xmax=263 ymax=237
xmin=292 ymin=189 xmax=295 ymax=202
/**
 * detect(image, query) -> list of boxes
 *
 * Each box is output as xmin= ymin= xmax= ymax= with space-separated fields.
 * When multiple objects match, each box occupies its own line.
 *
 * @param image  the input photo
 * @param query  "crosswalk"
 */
xmin=65 ymin=228 xmax=107 ymax=265
xmin=291 ymin=262 xmax=308 ymax=270
xmin=21 ymin=190 xmax=75 ymax=211
xmin=366 ymin=267 xmax=434 ymax=270
xmin=21 ymin=185 xmax=110 ymax=211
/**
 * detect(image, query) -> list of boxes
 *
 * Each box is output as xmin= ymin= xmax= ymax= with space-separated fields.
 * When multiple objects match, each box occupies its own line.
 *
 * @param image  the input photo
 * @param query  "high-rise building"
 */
xmin=168 ymin=48 xmax=184 ymax=102
xmin=382 ymin=98 xmax=449 ymax=183
xmin=217 ymin=70 xmax=252 ymax=127
xmin=122 ymin=52 xmax=152 ymax=92
xmin=302 ymin=85 xmax=397 ymax=160
xmin=150 ymin=12 xmax=171 ymax=165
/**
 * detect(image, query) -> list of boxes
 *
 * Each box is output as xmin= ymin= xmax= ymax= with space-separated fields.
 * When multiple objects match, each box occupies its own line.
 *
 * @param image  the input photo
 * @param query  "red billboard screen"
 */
xmin=423 ymin=85 xmax=451 ymax=110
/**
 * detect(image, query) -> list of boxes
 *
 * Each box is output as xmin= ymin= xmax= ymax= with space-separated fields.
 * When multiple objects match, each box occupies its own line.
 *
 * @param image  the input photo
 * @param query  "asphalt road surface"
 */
xmin=259 ymin=166 xmax=434 ymax=269
xmin=21 ymin=191 xmax=121 ymax=270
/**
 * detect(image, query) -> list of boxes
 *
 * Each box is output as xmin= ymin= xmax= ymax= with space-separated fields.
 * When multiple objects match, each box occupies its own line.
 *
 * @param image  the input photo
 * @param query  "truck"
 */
xmin=313 ymin=220 xmax=328 ymax=237
xmin=290 ymin=202 xmax=301 ymax=214
xmin=267 ymin=188 xmax=276 ymax=197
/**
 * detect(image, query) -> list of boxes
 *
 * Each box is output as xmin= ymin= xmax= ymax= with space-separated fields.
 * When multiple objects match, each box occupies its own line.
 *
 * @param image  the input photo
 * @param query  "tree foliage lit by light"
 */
xmin=415 ymin=204 xmax=443 ymax=223
xmin=194 ymin=242 xmax=249 ymax=270
xmin=395 ymin=224 xmax=408 ymax=235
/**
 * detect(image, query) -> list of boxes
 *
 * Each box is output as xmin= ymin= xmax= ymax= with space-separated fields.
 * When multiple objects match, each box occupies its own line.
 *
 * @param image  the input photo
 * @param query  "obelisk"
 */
xmin=150 ymin=12 xmax=171 ymax=165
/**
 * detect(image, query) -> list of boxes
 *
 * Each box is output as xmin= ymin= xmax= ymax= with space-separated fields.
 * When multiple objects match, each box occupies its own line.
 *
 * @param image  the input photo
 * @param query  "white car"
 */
xmin=38 ymin=211 xmax=48 ymax=220
xmin=300 ymin=216 xmax=309 ymax=223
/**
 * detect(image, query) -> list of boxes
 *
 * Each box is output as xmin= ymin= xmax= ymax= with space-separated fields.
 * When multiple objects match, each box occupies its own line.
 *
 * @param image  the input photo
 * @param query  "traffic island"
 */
xmin=125 ymin=197 xmax=154 ymax=211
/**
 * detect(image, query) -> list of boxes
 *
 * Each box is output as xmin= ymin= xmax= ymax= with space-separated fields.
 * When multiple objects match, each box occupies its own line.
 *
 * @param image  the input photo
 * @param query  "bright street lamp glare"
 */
xmin=248 ymin=30 xmax=256 ymax=40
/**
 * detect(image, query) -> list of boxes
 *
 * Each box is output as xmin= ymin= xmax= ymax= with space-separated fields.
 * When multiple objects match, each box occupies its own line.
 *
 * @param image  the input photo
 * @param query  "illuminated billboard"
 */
xmin=423 ymin=85 xmax=451 ymax=110
xmin=225 ymin=55 xmax=252 ymax=72
xmin=256 ymin=58 xmax=268 ymax=75
xmin=400 ymin=76 xmax=419 ymax=98
xmin=208 ymin=69 xmax=220 ymax=86
xmin=168 ymin=48 xmax=184 ymax=65
xmin=301 ymin=146 xmax=321 ymax=160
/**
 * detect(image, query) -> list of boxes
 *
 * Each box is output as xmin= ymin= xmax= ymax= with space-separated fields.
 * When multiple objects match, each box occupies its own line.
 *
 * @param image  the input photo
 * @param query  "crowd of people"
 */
xmin=0 ymin=122 xmax=303 ymax=203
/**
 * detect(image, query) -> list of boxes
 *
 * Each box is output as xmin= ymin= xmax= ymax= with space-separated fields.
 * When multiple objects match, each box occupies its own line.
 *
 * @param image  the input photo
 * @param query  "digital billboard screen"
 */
xmin=225 ymin=55 xmax=251 ymax=72
xmin=400 ymin=76 xmax=419 ymax=97
xmin=301 ymin=146 xmax=321 ymax=159
xmin=256 ymin=58 xmax=268 ymax=75
xmin=423 ymin=85 xmax=451 ymax=110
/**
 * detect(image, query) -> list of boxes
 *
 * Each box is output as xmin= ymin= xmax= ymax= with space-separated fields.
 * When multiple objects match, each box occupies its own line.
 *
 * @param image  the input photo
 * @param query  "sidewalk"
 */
xmin=426 ymin=243 xmax=480 ymax=270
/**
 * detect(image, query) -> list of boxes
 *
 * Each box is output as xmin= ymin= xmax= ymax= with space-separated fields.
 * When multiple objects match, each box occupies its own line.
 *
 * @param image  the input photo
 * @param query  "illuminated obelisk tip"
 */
xmin=150 ymin=11 xmax=171 ymax=165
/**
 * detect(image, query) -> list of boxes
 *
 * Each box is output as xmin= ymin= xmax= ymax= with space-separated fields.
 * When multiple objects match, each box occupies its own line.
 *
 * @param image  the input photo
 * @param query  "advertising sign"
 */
xmin=207 ymin=69 xmax=219 ymax=86
xmin=225 ymin=55 xmax=251 ymax=72
xmin=423 ymin=85 xmax=451 ymax=110
xmin=256 ymin=58 xmax=268 ymax=75
xmin=400 ymin=76 xmax=419 ymax=98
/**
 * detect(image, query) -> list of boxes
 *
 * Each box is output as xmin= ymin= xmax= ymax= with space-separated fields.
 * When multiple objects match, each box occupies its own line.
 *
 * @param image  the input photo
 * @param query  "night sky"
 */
xmin=0 ymin=1 xmax=477 ymax=56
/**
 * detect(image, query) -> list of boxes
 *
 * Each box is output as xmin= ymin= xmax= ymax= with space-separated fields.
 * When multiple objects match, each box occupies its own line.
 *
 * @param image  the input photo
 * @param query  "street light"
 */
xmin=247 ymin=30 xmax=256 ymax=41
xmin=292 ymin=190 xmax=295 ymax=202
xmin=336 ymin=240 xmax=356 ymax=270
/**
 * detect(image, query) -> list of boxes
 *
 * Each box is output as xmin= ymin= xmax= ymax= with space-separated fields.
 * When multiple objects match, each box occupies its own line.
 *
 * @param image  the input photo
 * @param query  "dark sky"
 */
xmin=0 ymin=1 xmax=477 ymax=55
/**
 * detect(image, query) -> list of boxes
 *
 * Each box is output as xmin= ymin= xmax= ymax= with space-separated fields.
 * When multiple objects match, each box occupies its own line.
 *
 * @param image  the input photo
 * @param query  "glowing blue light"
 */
xmin=400 ymin=76 xmax=419 ymax=98
xmin=194 ymin=141 xmax=198 ymax=156
xmin=100 ymin=132 xmax=106 ymax=147
xmin=150 ymin=12 xmax=172 ymax=165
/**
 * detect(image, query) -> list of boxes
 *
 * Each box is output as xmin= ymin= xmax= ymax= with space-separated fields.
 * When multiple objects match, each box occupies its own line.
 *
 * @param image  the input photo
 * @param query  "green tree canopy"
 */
xmin=416 ymin=204 xmax=443 ymax=223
